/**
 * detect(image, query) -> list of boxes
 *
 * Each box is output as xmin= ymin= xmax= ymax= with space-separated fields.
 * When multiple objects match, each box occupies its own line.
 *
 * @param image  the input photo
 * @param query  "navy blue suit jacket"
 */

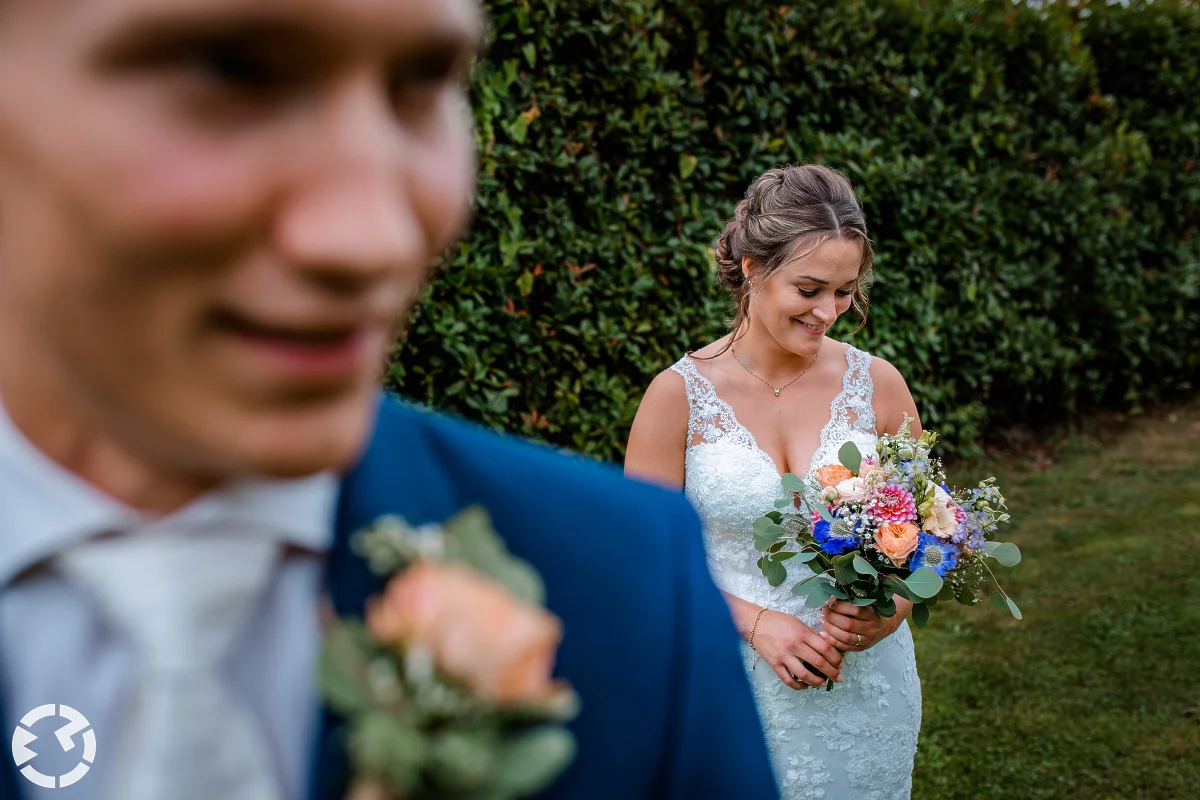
xmin=1 ymin=398 xmax=778 ymax=800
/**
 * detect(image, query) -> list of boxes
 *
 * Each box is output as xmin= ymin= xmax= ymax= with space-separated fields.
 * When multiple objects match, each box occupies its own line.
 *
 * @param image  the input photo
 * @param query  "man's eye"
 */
xmin=184 ymin=42 xmax=295 ymax=91
xmin=390 ymin=52 xmax=464 ymax=105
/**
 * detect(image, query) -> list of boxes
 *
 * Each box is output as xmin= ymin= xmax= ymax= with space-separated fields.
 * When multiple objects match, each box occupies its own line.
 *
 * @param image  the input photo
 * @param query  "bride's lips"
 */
xmin=794 ymin=319 xmax=827 ymax=336
xmin=212 ymin=308 xmax=383 ymax=383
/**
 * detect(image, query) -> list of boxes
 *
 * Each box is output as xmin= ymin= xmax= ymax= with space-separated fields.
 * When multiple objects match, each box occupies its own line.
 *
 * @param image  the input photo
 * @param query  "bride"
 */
xmin=626 ymin=164 xmax=922 ymax=799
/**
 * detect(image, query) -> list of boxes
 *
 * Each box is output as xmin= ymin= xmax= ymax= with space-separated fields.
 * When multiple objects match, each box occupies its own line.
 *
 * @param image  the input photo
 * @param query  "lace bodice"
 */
xmin=671 ymin=345 xmax=880 ymax=621
xmin=670 ymin=344 xmax=920 ymax=800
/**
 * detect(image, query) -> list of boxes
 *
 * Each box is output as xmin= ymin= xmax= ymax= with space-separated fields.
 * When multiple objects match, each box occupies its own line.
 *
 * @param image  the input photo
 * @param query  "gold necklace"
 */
xmin=731 ymin=347 xmax=820 ymax=398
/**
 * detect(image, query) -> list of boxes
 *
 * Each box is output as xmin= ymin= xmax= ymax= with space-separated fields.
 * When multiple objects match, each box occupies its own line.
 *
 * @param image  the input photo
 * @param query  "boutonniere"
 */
xmin=319 ymin=507 xmax=579 ymax=800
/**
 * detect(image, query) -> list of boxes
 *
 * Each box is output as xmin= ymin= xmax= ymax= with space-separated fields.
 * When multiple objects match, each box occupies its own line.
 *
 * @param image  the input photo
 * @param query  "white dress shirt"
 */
xmin=0 ymin=400 xmax=340 ymax=800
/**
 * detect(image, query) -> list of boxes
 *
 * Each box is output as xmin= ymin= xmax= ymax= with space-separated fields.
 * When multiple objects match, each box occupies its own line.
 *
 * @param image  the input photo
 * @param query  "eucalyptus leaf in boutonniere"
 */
xmin=320 ymin=506 xmax=579 ymax=800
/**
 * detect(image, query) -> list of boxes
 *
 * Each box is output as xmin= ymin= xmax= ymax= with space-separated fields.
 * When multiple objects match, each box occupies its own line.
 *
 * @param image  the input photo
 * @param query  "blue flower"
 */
xmin=813 ymin=518 xmax=857 ymax=555
xmin=910 ymin=533 xmax=960 ymax=577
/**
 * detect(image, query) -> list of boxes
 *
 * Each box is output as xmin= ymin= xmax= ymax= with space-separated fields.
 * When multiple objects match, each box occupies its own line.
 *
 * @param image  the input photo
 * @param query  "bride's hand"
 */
xmin=819 ymin=598 xmax=912 ymax=652
xmin=750 ymin=610 xmax=846 ymax=690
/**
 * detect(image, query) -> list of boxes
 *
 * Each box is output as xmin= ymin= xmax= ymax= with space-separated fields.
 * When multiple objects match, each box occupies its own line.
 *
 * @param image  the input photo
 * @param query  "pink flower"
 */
xmin=859 ymin=459 xmax=881 ymax=478
xmin=866 ymin=484 xmax=918 ymax=524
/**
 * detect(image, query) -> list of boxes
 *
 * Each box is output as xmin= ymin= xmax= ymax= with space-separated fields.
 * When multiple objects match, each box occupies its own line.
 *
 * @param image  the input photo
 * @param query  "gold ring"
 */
xmin=855 ymin=634 xmax=863 ymax=646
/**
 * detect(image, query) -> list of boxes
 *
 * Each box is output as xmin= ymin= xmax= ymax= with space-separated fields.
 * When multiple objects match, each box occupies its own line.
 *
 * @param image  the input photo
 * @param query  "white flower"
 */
xmin=834 ymin=477 xmax=868 ymax=504
xmin=922 ymin=485 xmax=959 ymax=540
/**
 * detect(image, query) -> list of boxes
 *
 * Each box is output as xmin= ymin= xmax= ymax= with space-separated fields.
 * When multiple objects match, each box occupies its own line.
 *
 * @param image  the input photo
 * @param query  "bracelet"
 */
xmin=748 ymin=606 xmax=769 ymax=650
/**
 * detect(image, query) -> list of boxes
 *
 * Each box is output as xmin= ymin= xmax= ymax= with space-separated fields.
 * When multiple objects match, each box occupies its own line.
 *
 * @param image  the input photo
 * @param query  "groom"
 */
xmin=0 ymin=0 xmax=776 ymax=799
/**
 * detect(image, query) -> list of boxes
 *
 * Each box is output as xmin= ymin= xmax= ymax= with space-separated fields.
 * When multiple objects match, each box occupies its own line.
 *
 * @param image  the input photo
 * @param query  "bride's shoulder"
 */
xmin=828 ymin=341 xmax=908 ymax=390
xmin=844 ymin=346 xmax=919 ymax=434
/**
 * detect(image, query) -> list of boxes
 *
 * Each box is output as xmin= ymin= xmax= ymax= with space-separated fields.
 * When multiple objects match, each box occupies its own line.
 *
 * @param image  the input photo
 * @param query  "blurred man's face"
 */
xmin=0 ymin=0 xmax=480 ymax=485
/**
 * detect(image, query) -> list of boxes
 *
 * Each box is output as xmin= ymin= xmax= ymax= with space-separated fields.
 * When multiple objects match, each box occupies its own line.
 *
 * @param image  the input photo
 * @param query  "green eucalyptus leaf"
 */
xmin=904 ymin=567 xmax=945 ymax=599
xmin=988 ymin=542 xmax=1023 ymax=567
xmin=317 ymin=621 xmax=380 ymax=717
xmin=874 ymin=596 xmax=898 ymax=618
xmin=781 ymin=473 xmax=806 ymax=493
xmin=428 ymin=729 xmax=499 ymax=792
xmin=838 ymin=441 xmax=863 ymax=474
xmin=775 ymin=497 xmax=796 ymax=509
xmin=442 ymin=506 xmax=545 ymax=604
xmin=347 ymin=711 xmax=426 ymax=794
xmin=852 ymin=554 xmax=879 ymax=578
xmin=754 ymin=523 xmax=787 ymax=551
xmin=805 ymin=583 xmax=832 ymax=609
xmin=1006 ymin=596 xmax=1023 ymax=620
xmin=770 ymin=550 xmax=798 ymax=562
xmin=991 ymin=591 xmax=1009 ymax=613
xmin=910 ymin=602 xmax=930 ymax=630
xmin=852 ymin=597 xmax=878 ymax=607
xmin=791 ymin=573 xmax=829 ymax=596
xmin=493 ymin=726 xmax=578 ymax=796
xmin=765 ymin=559 xmax=788 ymax=587
xmin=795 ymin=550 xmax=821 ymax=563
xmin=884 ymin=574 xmax=919 ymax=603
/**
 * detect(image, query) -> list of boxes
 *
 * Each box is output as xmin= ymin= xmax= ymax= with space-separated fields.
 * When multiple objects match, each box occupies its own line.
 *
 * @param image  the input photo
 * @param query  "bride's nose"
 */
xmin=812 ymin=294 xmax=838 ymax=324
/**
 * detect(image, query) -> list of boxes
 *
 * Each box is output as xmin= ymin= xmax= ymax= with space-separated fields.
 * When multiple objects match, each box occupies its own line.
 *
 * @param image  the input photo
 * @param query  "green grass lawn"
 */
xmin=911 ymin=400 xmax=1200 ymax=800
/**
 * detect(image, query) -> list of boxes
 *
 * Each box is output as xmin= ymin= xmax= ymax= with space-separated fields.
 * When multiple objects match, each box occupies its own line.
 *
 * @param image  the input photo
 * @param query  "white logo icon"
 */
xmin=11 ymin=704 xmax=97 ymax=789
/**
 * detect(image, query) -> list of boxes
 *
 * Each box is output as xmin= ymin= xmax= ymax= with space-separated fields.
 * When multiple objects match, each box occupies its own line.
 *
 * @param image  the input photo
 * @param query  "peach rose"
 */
xmin=874 ymin=522 xmax=920 ymax=567
xmin=366 ymin=562 xmax=564 ymax=707
xmin=816 ymin=464 xmax=854 ymax=488
xmin=859 ymin=460 xmax=880 ymax=478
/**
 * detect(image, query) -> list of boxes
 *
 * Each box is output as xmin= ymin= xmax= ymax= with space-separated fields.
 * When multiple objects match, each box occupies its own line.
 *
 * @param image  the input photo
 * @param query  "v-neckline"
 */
xmin=684 ymin=353 xmax=848 ymax=480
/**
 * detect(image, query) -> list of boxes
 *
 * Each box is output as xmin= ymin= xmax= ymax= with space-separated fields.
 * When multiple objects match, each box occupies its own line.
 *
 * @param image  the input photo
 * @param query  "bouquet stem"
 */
xmin=801 ymin=660 xmax=835 ymax=691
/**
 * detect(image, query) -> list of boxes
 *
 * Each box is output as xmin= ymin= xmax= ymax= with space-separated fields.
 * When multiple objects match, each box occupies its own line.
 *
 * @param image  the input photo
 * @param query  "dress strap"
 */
xmin=835 ymin=345 xmax=876 ymax=434
xmin=669 ymin=355 xmax=760 ymax=451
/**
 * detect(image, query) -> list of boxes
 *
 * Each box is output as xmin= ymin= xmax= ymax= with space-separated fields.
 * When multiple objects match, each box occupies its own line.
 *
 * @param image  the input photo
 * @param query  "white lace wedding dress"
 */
xmin=671 ymin=345 xmax=920 ymax=800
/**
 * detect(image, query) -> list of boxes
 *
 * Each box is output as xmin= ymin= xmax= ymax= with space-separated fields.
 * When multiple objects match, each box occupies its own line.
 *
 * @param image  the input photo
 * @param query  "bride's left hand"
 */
xmin=819 ymin=598 xmax=913 ymax=652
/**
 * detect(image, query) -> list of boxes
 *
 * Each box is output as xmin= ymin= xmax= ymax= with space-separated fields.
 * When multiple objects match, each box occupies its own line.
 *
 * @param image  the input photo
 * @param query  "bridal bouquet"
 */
xmin=319 ymin=508 xmax=579 ymax=800
xmin=754 ymin=419 xmax=1021 ymax=684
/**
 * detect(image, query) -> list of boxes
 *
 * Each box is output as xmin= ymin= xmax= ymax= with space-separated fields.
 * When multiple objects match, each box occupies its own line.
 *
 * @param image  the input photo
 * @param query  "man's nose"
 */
xmin=274 ymin=84 xmax=425 ymax=287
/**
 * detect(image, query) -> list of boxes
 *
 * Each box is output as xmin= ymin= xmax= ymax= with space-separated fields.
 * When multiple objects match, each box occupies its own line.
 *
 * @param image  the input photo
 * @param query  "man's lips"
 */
xmin=212 ymin=309 xmax=365 ymax=344
xmin=212 ymin=309 xmax=383 ymax=380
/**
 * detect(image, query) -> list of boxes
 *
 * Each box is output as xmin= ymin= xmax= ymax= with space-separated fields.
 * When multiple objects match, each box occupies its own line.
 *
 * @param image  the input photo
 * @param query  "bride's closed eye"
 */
xmin=799 ymin=288 xmax=855 ymax=298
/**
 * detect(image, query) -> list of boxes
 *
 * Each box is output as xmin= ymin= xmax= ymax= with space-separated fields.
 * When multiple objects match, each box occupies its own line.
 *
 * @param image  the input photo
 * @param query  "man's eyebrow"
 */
xmin=89 ymin=8 xmax=485 ymax=67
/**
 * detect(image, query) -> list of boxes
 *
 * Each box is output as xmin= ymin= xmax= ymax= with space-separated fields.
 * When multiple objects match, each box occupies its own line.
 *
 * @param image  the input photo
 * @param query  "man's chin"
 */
xmin=215 ymin=396 xmax=379 ymax=479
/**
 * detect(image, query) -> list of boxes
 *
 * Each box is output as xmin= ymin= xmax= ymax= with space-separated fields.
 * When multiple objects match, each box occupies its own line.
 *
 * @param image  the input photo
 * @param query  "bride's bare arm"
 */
xmin=870 ymin=356 xmax=923 ymax=437
xmin=624 ymin=369 xmax=689 ymax=489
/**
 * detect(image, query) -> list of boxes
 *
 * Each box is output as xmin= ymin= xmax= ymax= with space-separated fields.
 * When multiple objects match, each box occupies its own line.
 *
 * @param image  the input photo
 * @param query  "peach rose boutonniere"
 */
xmin=319 ymin=508 xmax=579 ymax=800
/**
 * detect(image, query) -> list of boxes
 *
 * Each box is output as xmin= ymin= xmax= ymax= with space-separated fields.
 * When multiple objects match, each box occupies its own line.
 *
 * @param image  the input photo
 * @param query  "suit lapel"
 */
xmin=308 ymin=399 xmax=451 ymax=800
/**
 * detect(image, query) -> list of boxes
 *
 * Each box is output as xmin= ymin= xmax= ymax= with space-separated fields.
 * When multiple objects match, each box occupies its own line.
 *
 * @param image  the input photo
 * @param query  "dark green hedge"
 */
xmin=388 ymin=0 xmax=1200 ymax=460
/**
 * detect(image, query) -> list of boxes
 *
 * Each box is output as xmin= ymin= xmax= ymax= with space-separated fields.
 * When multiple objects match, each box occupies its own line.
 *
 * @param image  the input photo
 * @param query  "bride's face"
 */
xmin=747 ymin=237 xmax=862 ymax=357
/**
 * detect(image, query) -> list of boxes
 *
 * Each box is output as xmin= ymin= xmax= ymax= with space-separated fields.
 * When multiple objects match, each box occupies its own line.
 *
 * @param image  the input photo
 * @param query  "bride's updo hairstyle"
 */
xmin=714 ymin=164 xmax=873 ymax=338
